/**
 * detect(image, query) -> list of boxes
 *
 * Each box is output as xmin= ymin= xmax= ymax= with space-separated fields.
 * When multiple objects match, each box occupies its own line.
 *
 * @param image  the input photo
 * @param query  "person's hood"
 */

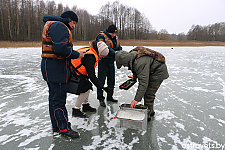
xmin=43 ymin=15 xmax=71 ymax=28
xmin=115 ymin=50 xmax=134 ymax=69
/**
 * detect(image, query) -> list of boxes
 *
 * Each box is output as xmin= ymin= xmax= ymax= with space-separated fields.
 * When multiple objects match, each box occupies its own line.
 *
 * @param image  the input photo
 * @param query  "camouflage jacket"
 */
xmin=115 ymin=49 xmax=169 ymax=101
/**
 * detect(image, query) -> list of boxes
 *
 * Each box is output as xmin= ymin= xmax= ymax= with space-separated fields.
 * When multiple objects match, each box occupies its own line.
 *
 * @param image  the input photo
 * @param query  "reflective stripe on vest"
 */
xmin=41 ymin=21 xmax=73 ymax=59
xmin=71 ymin=44 xmax=99 ymax=76
xmin=95 ymin=31 xmax=119 ymax=49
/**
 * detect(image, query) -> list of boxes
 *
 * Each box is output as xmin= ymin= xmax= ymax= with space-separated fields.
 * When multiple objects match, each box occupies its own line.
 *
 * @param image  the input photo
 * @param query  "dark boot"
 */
xmin=145 ymin=104 xmax=155 ymax=121
xmin=107 ymin=98 xmax=118 ymax=102
xmin=99 ymin=100 xmax=106 ymax=107
xmin=60 ymin=129 xmax=80 ymax=139
xmin=147 ymin=110 xmax=151 ymax=122
xmin=72 ymin=108 xmax=86 ymax=118
xmin=147 ymin=110 xmax=155 ymax=122
xmin=53 ymin=127 xmax=59 ymax=132
xmin=150 ymin=112 xmax=155 ymax=117
xmin=82 ymin=103 xmax=96 ymax=112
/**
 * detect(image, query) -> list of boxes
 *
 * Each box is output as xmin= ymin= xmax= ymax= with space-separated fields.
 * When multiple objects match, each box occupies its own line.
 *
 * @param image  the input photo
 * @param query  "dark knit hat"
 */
xmin=61 ymin=10 xmax=78 ymax=23
xmin=106 ymin=24 xmax=117 ymax=33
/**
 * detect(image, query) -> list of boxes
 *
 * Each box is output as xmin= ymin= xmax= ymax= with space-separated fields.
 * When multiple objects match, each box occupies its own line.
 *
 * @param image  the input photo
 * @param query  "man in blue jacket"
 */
xmin=95 ymin=25 xmax=122 ymax=107
xmin=41 ymin=10 xmax=86 ymax=139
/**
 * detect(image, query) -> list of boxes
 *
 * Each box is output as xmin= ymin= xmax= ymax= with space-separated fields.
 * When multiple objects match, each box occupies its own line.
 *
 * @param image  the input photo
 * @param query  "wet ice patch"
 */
xmin=83 ymin=130 xmax=139 ymax=150
xmin=71 ymin=116 xmax=99 ymax=131
xmin=217 ymin=77 xmax=225 ymax=101
xmin=0 ymin=75 xmax=37 ymax=93
xmin=18 ymin=128 xmax=51 ymax=147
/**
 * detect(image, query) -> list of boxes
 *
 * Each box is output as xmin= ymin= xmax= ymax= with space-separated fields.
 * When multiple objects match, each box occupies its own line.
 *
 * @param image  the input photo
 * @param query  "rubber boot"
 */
xmin=148 ymin=105 xmax=155 ymax=116
xmin=147 ymin=110 xmax=151 ymax=122
xmin=146 ymin=105 xmax=155 ymax=122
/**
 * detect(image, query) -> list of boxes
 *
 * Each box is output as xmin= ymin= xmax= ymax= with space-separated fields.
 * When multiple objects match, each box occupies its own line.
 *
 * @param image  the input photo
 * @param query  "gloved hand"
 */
xmin=102 ymin=86 xmax=111 ymax=93
xmin=130 ymin=100 xmax=138 ymax=108
xmin=128 ymin=76 xmax=137 ymax=81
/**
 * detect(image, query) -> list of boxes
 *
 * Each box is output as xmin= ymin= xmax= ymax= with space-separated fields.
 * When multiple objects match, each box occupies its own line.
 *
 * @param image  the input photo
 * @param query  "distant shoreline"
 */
xmin=0 ymin=40 xmax=224 ymax=48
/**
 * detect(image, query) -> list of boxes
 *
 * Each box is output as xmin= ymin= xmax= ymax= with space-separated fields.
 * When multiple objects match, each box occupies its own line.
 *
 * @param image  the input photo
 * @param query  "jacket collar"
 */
xmin=43 ymin=15 xmax=71 ymax=29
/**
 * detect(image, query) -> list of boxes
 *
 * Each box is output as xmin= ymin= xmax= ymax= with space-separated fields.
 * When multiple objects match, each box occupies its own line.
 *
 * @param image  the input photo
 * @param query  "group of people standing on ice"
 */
xmin=41 ymin=10 xmax=169 ymax=138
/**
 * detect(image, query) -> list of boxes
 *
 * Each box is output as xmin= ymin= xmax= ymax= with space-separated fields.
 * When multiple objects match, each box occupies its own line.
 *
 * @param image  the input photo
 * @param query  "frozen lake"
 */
xmin=0 ymin=46 xmax=225 ymax=150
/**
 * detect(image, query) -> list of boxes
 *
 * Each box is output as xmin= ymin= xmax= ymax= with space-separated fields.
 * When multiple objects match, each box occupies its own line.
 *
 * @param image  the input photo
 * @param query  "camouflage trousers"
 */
xmin=144 ymin=81 xmax=163 ymax=112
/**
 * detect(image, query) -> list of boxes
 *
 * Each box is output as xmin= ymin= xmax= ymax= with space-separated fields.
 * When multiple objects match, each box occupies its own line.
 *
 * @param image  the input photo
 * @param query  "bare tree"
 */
xmin=177 ymin=32 xmax=186 ymax=41
xmin=158 ymin=29 xmax=170 ymax=40
xmin=4 ymin=0 xmax=224 ymax=42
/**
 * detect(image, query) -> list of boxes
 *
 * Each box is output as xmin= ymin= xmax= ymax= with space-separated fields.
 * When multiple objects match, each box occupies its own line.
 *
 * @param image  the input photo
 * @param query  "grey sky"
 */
xmin=54 ymin=0 xmax=225 ymax=34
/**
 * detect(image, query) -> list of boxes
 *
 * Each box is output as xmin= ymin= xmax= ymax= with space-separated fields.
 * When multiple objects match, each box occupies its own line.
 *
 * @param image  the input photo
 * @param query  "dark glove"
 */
xmin=102 ymin=86 xmax=111 ymax=93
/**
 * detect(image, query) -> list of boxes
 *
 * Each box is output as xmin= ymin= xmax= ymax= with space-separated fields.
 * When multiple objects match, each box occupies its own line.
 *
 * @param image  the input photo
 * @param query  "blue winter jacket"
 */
xmin=96 ymin=29 xmax=122 ymax=64
xmin=41 ymin=15 xmax=80 ymax=83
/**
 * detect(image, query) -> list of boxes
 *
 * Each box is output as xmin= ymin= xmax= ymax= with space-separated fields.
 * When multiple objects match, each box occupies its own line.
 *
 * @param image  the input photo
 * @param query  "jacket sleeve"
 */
xmin=96 ymin=34 xmax=115 ymax=57
xmin=82 ymin=55 xmax=103 ymax=89
xmin=48 ymin=22 xmax=80 ymax=59
xmin=118 ymin=43 xmax=122 ymax=50
xmin=133 ymin=56 xmax=152 ymax=101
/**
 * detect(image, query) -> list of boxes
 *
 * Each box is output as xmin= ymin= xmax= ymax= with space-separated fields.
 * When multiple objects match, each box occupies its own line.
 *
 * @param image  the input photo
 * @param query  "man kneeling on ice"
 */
xmin=115 ymin=46 xmax=169 ymax=121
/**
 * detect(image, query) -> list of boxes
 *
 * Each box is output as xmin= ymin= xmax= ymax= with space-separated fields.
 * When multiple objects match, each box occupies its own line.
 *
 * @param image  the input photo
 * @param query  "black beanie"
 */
xmin=61 ymin=10 xmax=78 ymax=23
xmin=106 ymin=24 xmax=117 ymax=33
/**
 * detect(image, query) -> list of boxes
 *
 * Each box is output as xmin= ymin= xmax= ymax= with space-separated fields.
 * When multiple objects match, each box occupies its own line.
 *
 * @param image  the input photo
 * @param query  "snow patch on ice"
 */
xmin=174 ymin=122 xmax=186 ymax=131
xmin=155 ymin=110 xmax=177 ymax=121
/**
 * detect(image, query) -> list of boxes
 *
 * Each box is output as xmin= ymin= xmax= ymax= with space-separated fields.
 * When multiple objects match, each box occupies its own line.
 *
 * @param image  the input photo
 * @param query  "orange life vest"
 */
xmin=41 ymin=21 xmax=73 ymax=59
xmin=95 ymin=31 xmax=119 ymax=49
xmin=71 ymin=42 xmax=99 ymax=76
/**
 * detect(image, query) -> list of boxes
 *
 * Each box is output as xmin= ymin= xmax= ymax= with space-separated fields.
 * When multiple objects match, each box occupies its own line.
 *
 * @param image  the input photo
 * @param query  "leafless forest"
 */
xmin=0 ymin=0 xmax=225 ymax=42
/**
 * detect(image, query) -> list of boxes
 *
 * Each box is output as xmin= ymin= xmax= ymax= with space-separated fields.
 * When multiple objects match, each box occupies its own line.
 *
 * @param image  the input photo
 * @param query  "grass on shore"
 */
xmin=0 ymin=40 xmax=224 ymax=48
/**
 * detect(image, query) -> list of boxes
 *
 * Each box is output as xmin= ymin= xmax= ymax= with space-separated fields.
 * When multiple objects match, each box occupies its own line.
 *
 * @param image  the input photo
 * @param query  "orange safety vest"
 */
xmin=41 ymin=21 xmax=73 ymax=59
xmin=71 ymin=42 xmax=99 ymax=76
xmin=95 ymin=31 xmax=119 ymax=49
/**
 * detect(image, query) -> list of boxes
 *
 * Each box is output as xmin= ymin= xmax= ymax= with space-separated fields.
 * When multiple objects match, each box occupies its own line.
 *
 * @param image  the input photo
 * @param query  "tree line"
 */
xmin=0 ymin=0 xmax=224 ymax=42
xmin=186 ymin=23 xmax=225 ymax=42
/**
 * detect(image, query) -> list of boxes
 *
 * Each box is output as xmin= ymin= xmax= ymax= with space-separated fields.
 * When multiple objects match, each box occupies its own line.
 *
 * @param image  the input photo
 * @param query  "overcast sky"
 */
xmin=53 ymin=0 xmax=225 ymax=34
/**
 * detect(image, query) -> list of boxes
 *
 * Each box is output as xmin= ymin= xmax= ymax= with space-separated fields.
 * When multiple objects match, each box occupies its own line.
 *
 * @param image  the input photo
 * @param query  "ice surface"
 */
xmin=0 ymin=46 xmax=225 ymax=149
